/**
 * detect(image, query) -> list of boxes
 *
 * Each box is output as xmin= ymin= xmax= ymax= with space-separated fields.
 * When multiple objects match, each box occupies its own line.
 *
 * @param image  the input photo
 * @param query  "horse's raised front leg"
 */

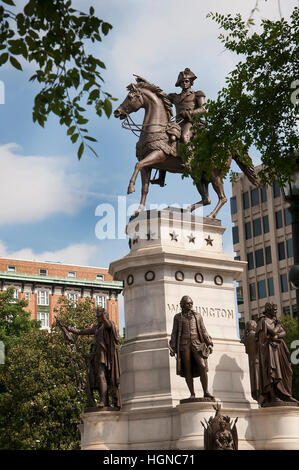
xmin=128 ymin=150 xmax=166 ymax=194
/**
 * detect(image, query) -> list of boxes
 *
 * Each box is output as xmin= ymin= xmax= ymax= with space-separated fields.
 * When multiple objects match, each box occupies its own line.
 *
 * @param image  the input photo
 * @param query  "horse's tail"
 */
xmin=233 ymin=152 xmax=260 ymax=187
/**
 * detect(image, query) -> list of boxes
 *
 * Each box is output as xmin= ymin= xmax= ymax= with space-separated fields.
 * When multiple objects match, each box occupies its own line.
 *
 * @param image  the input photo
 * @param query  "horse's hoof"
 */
xmin=127 ymin=184 xmax=135 ymax=194
xmin=202 ymin=198 xmax=211 ymax=206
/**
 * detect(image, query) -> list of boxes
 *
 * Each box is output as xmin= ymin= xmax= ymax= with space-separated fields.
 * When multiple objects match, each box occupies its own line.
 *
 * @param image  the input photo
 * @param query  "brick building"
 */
xmin=231 ymin=165 xmax=297 ymax=336
xmin=0 ymin=258 xmax=123 ymax=330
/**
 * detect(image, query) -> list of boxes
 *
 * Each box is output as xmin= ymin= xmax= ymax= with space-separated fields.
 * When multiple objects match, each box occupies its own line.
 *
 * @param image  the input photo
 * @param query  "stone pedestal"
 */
xmin=79 ymin=209 xmax=299 ymax=450
xmin=109 ymin=208 xmax=254 ymax=411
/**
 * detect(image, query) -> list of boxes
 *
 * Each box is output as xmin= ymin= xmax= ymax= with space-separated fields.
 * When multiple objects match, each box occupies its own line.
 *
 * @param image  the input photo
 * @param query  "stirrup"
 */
xmin=150 ymin=177 xmax=166 ymax=187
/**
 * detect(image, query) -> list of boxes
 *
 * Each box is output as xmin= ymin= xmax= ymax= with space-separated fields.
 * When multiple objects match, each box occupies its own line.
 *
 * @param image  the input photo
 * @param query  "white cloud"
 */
xmin=0 ymin=240 xmax=98 ymax=266
xmin=106 ymin=0 xmax=298 ymax=96
xmin=0 ymin=143 xmax=88 ymax=225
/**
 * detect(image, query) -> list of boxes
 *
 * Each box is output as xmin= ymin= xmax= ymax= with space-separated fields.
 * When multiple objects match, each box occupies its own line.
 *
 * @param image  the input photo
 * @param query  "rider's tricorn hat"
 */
xmin=175 ymin=68 xmax=197 ymax=87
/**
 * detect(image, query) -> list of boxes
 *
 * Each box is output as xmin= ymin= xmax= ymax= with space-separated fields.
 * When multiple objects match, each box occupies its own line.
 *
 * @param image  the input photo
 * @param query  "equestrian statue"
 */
xmin=114 ymin=68 xmax=259 ymax=218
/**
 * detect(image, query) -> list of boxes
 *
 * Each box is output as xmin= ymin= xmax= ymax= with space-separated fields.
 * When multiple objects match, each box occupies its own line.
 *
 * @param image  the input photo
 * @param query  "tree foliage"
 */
xmin=281 ymin=314 xmax=299 ymax=401
xmin=184 ymin=6 xmax=298 ymax=185
xmin=0 ymin=286 xmax=39 ymax=353
xmin=0 ymin=0 xmax=115 ymax=159
xmin=0 ymin=296 xmax=96 ymax=450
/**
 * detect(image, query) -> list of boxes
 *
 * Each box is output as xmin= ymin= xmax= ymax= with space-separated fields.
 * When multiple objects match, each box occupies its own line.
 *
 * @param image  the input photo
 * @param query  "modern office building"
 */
xmin=0 ymin=258 xmax=123 ymax=330
xmin=231 ymin=165 xmax=297 ymax=336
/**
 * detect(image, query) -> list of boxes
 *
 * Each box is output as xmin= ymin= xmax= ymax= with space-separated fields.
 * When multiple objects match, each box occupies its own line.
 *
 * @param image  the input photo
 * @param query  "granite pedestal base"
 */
xmin=80 ymin=402 xmax=299 ymax=450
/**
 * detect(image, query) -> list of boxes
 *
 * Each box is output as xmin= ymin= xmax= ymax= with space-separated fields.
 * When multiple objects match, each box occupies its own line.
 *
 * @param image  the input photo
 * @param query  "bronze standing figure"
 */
xmin=255 ymin=302 xmax=297 ymax=406
xmin=63 ymin=307 xmax=121 ymax=409
xmin=243 ymin=320 xmax=260 ymax=403
xmin=169 ymin=295 xmax=214 ymax=400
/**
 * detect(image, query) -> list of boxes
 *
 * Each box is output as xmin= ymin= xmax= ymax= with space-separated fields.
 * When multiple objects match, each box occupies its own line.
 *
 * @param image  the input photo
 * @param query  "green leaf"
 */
xmin=83 ymin=136 xmax=97 ymax=142
xmin=71 ymin=133 xmax=79 ymax=143
xmin=0 ymin=53 xmax=9 ymax=66
xmin=67 ymin=126 xmax=76 ymax=136
xmin=87 ymin=145 xmax=98 ymax=157
xmin=77 ymin=142 xmax=84 ymax=160
xmin=103 ymin=98 xmax=112 ymax=118
xmin=101 ymin=22 xmax=112 ymax=35
xmin=10 ymin=55 xmax=22 ymax=70
xmin=2 ymin=0 xmax=16 ymax=5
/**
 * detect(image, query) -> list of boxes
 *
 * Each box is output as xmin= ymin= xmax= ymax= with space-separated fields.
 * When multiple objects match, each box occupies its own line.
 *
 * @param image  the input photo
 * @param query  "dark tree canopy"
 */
xmin=0 ymin=0 xmax=114 ymax=159
xmin=183 ymin=6 xmax=298 ymax=186
xmin=0 ymin=297 xmax=97 ymax=450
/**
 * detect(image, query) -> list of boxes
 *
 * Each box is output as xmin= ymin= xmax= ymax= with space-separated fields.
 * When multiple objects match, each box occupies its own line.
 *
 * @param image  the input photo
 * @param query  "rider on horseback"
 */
xmin=151 ymin=68 xmax=206 ymax=186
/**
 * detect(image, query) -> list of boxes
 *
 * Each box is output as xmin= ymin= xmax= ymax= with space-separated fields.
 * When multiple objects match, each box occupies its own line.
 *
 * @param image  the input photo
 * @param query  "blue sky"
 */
xmin=0 ymin=0 xmax=297 ymax=329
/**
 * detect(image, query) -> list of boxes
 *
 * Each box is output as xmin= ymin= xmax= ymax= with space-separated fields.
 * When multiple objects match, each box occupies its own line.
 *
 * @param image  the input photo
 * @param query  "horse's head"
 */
xmin=114 ymin=83 xmax=144 ymax=120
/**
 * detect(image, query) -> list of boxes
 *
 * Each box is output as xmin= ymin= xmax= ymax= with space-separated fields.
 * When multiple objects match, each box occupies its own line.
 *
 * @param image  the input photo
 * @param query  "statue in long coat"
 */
xmin=169 ymin=295 xmax=214 ymax=400
xmin=65 ymin=307 xmax=121 ymax=409
xmin=255 ymin=302 xmax=297 ymax=406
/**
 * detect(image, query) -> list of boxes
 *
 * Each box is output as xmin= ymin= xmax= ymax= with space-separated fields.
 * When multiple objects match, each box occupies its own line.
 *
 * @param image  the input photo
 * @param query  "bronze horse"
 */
xmin=114 ymin=76 xmax=258 ymax=218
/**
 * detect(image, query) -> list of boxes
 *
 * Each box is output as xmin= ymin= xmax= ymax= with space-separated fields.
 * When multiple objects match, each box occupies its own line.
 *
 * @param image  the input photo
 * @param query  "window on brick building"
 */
xmin=25 ymin=292 xmax=30 ymax=301
xmin=286 ymin=239 xmax=293 ymax=258
xmin=263 ymin=215 xmax=269 ymax=234
xmin=67 ymin=292 xmax=79 ymax=304
xmin=68 ymin=271 xmax=76 ymax=278
xmin=273 ymin=181 xmax=281 ymax=198
xmin=284 ymin=207 xmax=292 ymax=226
xmin=95 ymin=295 xmax=106 ymax=308
xmin=230 ymin=196 xmax=237 ymax=215
xmin=275 ymin=210 xmax=283 ymax=229
xmin=7 ymin=265 xmax=16 ymax=272
xmin=292 ymin=304 xmax=298 ymax=318
xmin=278 ymin=241 xmax=286 ymax=261
xmin=282 ymin=306 xmax=290 ymax=315
xmin=37 ymin=312 xmax=49 ymax=329
xmin=255 ymin=249 xmax=264 ymax=268
xmin=280 ymin=274 xmax=288 ymax=293
xmin=260 ymin=186 xmax=267 ymax=203
xmin=237 ymin=286 xmax=244 ymax=305
xmin=10 ymin=287 xmax=19 ymax=302
xmin=253 ymin=218 xmax=262 ymax=237
xmin=39 ymin=268 xmax=48 ymax=276
xmin=257 ymin=280 xmax=267 ymax=299
xmin=251 ymin=188 xmax=259 ymax=206
xmin=243 ymin=191 xmax=250 ymax=209
xmin=247 ymin=252 xmax=254 ymax=270
xmin=96 ymin=274 xmax=104 ymax=281
xmin=37 ymin=290 xmax=49 ymax=306
xmin=232 ymin=226 xmax=239 ymax=244
xmin=245 ymin=222 xmax=252 ymax=240
xmin=265 ymin=246 xmax=272 ymax=264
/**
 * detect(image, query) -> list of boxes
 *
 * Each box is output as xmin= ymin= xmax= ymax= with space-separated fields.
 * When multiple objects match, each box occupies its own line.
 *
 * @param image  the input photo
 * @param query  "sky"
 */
xmin=0 ymin=0 xmax=297 ymax=330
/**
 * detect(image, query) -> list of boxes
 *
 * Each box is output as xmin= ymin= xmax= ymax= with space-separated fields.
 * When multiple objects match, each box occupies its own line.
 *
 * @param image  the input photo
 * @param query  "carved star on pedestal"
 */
xmin=187 ymin=233 xmax=196 ymax=244
xmin=205 ymin=235 xmax=214 ymax=246
xmin=169 ymin=231 xmax=179 ymax=242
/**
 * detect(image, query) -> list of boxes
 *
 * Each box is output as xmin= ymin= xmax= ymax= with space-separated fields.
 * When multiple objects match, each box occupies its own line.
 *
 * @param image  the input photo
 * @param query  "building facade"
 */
xmin=0 ymin=258 xmax=123 ymax=330
xmin=231 ymin=166 xmax=297 ymax=335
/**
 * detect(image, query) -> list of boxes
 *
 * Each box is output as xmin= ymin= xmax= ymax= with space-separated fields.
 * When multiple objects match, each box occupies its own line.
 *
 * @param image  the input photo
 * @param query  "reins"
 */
xmin=122 ymin=115 xmax=183 ymax=137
